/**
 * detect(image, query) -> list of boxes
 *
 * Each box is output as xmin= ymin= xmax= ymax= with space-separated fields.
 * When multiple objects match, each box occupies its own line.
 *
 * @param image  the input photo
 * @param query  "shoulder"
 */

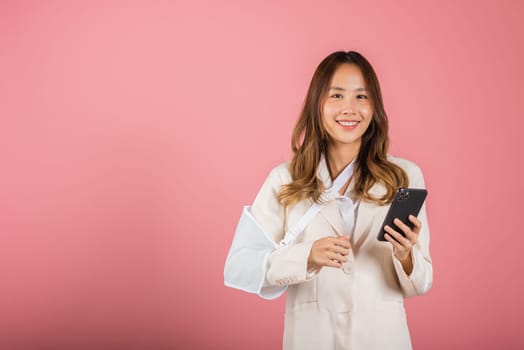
xmin=251 ymin=161 xmax=292 ymax=208
xmin=387 ymin=154 xmax=426 ymax=187
xmin=387 ymin=154 xmax=422 ymax=174
xmin=266 ymin=160 xmax=293 ymax=185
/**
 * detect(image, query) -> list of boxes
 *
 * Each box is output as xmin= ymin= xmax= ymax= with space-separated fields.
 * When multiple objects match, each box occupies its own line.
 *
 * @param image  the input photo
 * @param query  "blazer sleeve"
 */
xmin=391 ymin=164 xmax=434 ymax=298
xmin=250 ymin=166 xmax=317 ymax=289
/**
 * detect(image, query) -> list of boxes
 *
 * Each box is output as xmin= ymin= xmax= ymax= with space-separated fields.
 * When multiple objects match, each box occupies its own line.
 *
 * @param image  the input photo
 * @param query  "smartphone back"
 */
xmin=377 ymin=188 xmax=428 ymax=242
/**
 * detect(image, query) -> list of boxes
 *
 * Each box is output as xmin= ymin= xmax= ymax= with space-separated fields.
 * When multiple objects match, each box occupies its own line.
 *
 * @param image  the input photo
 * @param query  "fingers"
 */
xmin=408 ymin=214 xmax=422 ymax=233
xmin=309 ymin=257 xmax=341 ymax=270
xmin=323 ymin=259 xmax=343 ymax=268
xmin=392 ymin=218 xmax=417 ymax=242
xmin=327 ymin=236 xmax=351 ymax=255
xmin=326 ymin=251 xmax=347 ymax=263
xmin=384 ymin=225 xmax=411 ymax=247
xmin=319 ymin=237 xmax=351 ymax=255
xmin=315 ymin=255 xmax=343 ymax=268
xmin=334 ymin=246 xmax=350 ymax=256
xmin=309 ymin=236 xmax=352 ymax=269
xmin=384 ymin=221 xmax=418 ymax=261
xmin=332 ymin=235 xmax=351 ymax=249
xmin=384 ymin=231 xmax=404 ymax=251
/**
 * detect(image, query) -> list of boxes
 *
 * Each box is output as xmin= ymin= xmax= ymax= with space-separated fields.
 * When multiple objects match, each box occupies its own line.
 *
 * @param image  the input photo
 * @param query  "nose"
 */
xmin=340 ymin=99 xmax=356 ymax=115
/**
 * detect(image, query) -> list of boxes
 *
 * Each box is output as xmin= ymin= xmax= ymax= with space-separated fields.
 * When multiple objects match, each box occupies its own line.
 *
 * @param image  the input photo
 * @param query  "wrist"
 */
xmin=399 ymin=252 xmax=413 ymax=276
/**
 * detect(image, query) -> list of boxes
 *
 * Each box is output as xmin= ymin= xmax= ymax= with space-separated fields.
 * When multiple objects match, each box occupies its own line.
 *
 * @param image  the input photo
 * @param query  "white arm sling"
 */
xmin=224 ymin=160 xmax=355 ymax=299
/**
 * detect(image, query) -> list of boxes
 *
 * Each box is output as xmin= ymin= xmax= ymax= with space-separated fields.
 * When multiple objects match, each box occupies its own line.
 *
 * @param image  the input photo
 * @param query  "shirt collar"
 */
xmin=317 ymin=153 xmax=357 ymax=198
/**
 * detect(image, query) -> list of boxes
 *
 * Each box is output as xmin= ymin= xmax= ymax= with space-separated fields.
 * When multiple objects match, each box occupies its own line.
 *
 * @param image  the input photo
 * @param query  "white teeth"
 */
xmin=338 ymin=121 xmax=358 ymax=126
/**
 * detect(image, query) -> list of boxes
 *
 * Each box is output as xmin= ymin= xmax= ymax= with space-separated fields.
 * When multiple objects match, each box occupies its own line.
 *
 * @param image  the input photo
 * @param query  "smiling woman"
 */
xmin=224 ymin=51 xmax=433 ymax=350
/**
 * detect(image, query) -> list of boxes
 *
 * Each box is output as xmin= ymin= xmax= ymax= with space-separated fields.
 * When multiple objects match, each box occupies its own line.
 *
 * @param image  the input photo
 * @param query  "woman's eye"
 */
xmin=331 ymin=94 xmax=343 ymax=99
xmin=357 ymin=94 xmax=368 ymax=100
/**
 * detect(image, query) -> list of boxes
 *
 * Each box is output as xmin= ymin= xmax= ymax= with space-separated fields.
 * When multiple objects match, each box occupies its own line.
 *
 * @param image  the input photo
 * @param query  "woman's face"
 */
xmin=321 ymin=63 xmax=373 ymax=150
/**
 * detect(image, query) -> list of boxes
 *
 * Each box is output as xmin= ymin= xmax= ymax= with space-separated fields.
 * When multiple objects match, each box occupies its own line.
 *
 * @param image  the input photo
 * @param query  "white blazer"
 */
xmin=249 ymin=155 xmax=433 ymax=350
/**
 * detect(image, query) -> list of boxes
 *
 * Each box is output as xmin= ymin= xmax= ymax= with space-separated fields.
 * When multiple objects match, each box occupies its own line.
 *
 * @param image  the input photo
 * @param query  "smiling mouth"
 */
xmin=336 ymin=120 xmax=359 ymax=126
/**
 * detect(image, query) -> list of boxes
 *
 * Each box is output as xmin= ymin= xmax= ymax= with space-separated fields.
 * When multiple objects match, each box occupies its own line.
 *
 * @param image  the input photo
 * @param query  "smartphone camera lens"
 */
xmin=398 ymin=189 xmax=409 ymax=201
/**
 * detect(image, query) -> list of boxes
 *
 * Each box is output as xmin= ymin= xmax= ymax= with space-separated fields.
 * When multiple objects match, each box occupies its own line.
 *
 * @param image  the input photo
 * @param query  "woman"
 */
xmin=225 ymin=51 xmax=433 ymax=349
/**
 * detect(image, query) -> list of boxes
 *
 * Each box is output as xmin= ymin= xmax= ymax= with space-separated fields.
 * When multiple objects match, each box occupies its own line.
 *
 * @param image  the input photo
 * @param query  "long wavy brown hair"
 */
xmin=278 ymin=51 xmax=408 ymax=208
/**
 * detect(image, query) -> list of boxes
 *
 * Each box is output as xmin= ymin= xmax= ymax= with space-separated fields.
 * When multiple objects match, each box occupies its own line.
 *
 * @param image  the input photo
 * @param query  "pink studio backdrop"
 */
xmin=1 ymin=0 xmax=523 ymax=349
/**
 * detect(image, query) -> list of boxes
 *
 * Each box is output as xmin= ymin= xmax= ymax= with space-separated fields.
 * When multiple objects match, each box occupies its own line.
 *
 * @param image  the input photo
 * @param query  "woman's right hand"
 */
xmin=307 ymin=235 xmax=351 ymax=271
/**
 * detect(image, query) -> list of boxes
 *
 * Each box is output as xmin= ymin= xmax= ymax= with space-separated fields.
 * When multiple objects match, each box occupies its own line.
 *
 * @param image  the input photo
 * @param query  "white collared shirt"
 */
xmin=316 ymin=154 xmax=360 ymax=237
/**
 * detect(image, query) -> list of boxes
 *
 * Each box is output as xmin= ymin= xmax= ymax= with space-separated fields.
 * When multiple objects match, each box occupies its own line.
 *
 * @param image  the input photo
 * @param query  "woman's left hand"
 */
xmin=384 ymin=214 xmax=422 ymax=264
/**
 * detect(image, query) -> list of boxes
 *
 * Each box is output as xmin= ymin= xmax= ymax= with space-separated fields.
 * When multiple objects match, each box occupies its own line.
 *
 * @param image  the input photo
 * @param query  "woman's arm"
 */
xmin=249 ymin=166 xmax=319 ymax=289
xmin=388 ymin=163 xmax=433 ymax=297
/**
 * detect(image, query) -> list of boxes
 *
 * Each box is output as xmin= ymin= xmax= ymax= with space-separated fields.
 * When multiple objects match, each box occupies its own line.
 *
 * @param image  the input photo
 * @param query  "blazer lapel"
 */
xmin=315 ymin=154 xmax=352 ymax=236
xmin=352 ymin=200 xmax=376 ymax=245
xmin=352 ymin=181 xmax=387 ymax=246
xmin=314 ymin=154 xmax=389 ymax=244
xmin=319 ymin=201 xmax=348 ymax=236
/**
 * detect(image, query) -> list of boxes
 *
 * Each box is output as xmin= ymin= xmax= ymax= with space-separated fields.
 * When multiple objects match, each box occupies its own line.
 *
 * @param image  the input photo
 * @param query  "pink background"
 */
xmin=1 ymin=0 xmax=523 ymax=349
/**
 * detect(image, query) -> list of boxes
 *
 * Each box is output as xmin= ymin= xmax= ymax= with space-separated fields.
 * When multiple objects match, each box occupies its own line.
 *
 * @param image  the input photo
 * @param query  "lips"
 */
xmin=336 ymin=120 xmax=359 ymax=127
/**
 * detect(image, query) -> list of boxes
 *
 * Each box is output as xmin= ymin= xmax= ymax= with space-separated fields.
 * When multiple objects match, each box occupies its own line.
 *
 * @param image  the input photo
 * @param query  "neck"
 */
xmin=326 ymin=142 xmax=360 ymax=180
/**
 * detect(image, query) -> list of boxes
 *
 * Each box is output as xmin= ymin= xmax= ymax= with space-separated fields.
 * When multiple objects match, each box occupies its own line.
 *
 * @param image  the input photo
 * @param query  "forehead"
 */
xmin=329 ymin=63 xmax=367 ymax=89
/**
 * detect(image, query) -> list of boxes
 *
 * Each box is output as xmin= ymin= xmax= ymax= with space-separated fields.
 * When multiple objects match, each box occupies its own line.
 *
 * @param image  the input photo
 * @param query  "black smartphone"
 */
xmin=377 ymin=188 xmax=428 ymax=242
